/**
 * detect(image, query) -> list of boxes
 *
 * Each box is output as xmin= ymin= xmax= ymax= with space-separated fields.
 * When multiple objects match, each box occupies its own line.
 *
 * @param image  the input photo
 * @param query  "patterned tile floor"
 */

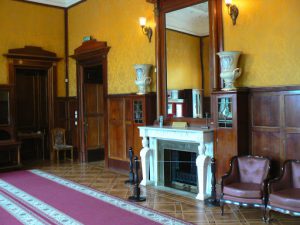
xmin=21 ymin=160 xmax=300 ymax=225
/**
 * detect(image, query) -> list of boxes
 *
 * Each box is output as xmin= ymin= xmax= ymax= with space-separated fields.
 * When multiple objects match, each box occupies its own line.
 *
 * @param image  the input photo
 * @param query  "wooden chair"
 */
xmin=51 ymin=128 xmax=73 ymax=163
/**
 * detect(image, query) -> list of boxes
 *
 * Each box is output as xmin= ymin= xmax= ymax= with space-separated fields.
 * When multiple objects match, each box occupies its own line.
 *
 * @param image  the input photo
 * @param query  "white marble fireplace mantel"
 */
xmin=138 ymin=126 xmax=214 ymax=200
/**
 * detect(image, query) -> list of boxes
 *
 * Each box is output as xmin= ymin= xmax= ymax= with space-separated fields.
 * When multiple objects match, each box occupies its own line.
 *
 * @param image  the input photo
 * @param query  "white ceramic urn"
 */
xmin=217 ymin=51 xmax=242 ymax=90
xmin=134 ymin=64 xmax=152 ymax=95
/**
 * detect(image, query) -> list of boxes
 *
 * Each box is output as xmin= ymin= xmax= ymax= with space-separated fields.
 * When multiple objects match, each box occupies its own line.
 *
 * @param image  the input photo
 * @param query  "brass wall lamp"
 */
xmin=225 ymin=0 xmax=239 ymax=25
xmin=139 ymin=17 xmax=153 ymax=42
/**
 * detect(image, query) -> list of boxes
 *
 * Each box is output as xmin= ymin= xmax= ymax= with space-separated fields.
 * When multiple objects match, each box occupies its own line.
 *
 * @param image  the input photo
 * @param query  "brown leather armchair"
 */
xmin=266 ymin=160 xmax=300 ymax=220
xmin=220 ymin=156 xmax=270 ymax=220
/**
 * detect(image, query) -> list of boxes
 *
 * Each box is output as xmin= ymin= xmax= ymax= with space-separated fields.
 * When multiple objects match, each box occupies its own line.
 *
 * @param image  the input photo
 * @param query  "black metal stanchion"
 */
xmin=128 ymin=156 xmax=146 ymax=202
xmin=125 ymin=147 xmax=135 ymax=184
xmin=205 ymin=157 xmax=220 ymax=206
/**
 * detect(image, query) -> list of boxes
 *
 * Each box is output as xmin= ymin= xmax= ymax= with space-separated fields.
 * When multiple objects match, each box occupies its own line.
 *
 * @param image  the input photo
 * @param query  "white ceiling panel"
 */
xmin=166 ymin=2 xmax=209 ymax=37
xmin=24 ymin=0 xmax=82 ymax=8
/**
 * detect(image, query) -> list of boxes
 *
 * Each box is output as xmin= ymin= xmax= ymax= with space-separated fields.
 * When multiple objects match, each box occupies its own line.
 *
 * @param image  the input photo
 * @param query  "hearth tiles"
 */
xmin=21 ymin=161 xmax=300 ymax=225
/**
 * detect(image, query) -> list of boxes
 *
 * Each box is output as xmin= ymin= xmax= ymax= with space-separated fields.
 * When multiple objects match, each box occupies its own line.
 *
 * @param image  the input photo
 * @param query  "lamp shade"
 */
xmin=225 ymin=0 xmax=232 ymax=5
xmin=139 ymin=17 xmax=146 ymax=26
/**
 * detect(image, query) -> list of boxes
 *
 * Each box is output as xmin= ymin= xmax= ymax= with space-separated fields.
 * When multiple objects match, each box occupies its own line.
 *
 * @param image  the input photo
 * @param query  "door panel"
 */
xmin=108 ymin=98 xmax=125 ymax=160
xmin=84 ymin=83 xmax=104 ymax=151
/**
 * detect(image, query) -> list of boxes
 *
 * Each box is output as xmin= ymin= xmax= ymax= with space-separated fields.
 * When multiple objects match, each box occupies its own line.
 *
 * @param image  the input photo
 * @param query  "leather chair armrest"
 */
xmin=221 ymin=157 xmax=239 ymax=190
xmin=268 ymin=161 xmax=292 ymax=193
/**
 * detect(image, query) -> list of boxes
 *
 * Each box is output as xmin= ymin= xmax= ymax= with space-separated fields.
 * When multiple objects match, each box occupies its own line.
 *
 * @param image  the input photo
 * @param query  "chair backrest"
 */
xmin=237 ymin=156 xmax=270 ymax=184
xmin=51 ymin=128 xmax=66 ymax=146
xmin=291 ymin=161 xmax=300 ymax=188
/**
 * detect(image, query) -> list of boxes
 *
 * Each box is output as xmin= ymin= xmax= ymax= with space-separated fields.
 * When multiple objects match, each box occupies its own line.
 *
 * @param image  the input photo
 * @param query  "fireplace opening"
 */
xmin=164 ymin=149 xmax=198 ymax=194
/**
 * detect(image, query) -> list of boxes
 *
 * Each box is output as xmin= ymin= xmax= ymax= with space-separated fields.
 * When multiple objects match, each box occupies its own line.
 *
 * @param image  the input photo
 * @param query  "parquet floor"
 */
xmin=23 ymin=161 xmax=300 ymax=225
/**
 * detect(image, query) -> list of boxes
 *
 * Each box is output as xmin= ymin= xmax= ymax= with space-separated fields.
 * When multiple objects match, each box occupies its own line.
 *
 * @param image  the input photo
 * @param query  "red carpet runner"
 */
xmin=0 ymin=170 xmax=193 ymax=225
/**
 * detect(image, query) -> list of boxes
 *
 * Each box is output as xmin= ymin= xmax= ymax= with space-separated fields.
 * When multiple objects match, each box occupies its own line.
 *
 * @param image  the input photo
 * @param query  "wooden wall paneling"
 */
xmin=54 ymin=98 xmax=68 ymax=129
xmin=68 ymin=98 xmax=79 ymax=149
xmin=125 ymin=97 xmax=133 ymax=160
xmin=252 ymin=128 xmax=281 ymax=174
xmin=249 ymin=87 xmax=300 ymax=177
xmin=284 ymin=94 xmax=300 ymax=127
xmin=285 ymin=133 xmax=300 ymax=160
xmin=215 ymin=129 xmax=236 ymax=180
xmin=108 ymin=97 xmax=125 ymax=160
xmin=54 ymin=97 xmax=78 ymax=152
xmin=145 ymin=93 xmax=157 ymax=124
xmin=252 ymin=94 xmax=280 ymax=127
xmin=107 ymin=93 xmax=157 ymax=171
xmin=284 ymin=93 xmax=300 ymax=160
xmin=236 ymin=90 xmax=250 ymax=154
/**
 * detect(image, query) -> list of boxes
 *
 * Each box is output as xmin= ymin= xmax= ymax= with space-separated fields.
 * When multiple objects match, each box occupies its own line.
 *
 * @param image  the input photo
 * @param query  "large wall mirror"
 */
xmin=156 ymin=0 xmax=223 ymax=124
xmin=166 ymin=2 xmax=210 ymax=118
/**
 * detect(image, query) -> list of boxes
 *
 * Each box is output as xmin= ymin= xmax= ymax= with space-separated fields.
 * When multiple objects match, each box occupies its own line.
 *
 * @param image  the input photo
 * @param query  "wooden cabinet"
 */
xmin=107 ymin=93 xmax=156 ymax=170
xmin=212 ymin=89 xmax=249 ymax=182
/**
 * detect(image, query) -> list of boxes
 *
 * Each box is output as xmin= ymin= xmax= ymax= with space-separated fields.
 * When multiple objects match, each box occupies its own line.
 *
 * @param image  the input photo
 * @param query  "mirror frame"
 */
xmin=154 ymin=0 xmax=223 ymax=125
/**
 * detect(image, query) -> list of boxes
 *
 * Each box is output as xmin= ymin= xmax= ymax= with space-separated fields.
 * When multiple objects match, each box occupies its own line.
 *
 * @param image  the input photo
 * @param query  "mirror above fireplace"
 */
xmin=155 ymin=0 xmax=223 ymax=126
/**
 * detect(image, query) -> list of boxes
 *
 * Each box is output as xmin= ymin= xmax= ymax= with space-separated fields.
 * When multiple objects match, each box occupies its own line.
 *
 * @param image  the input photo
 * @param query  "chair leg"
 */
xmin=261 ymin=206 xmax=266 ymax=222
xmin=70 ymin=148 xmax=73 ymax=163
xmin=220 ymin=201 xmax=224 ymax=216
xmin=56 ymin=150 xmax=59 ymax=164
xmin=265 ymin=207 xmax=271 ymax=223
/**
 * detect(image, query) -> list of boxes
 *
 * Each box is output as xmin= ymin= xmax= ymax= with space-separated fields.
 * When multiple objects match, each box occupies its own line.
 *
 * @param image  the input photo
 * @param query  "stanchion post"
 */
xmin=128 ymin=156 xmax=146 ymax=202
xmin=205 ymin=157 xmax=220 ymax=206
xmin=125 ymin=147 xmax=135 ymax=184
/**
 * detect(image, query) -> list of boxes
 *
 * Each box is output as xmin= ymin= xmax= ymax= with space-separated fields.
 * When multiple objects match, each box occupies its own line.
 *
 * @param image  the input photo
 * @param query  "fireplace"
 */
xmin=139 ymin=126 xmax=214 ymax=200
xmin=164 ymin=149 xmax=198 ymax=193
xmin=156 ymin=140 xmax=202 ymax=195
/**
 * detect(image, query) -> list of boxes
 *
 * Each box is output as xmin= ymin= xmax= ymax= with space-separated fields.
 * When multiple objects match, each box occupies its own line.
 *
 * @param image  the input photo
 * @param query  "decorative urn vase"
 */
xmin=217 ymin=51 xmax=242 ymax=90
xmin=134 ymin=64 xmax=152 ymax=95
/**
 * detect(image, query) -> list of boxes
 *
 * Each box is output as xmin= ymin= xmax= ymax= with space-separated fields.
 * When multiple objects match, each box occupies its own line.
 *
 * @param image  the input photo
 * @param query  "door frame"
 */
xmin=71 ymin=40 xmax=110 ymax=164
xmin=5 ymin=46 xmax=60 ymax=159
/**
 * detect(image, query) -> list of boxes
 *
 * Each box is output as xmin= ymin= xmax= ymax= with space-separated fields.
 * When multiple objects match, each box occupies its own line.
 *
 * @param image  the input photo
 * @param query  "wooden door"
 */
xmin=83 ymin=66 xmax=104 ymax=161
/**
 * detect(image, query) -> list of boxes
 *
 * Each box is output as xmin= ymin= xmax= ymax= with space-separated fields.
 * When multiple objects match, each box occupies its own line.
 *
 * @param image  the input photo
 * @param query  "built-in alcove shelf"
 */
xmin=138 ymin=126 xmax=213 ymax=200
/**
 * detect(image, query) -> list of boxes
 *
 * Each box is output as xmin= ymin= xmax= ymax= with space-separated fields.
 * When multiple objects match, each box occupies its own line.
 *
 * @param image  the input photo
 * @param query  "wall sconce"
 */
xmin=225 ymin=0 xmax=239 ymax=25
xmin=139 ymin=17 xmax=153 ymax=43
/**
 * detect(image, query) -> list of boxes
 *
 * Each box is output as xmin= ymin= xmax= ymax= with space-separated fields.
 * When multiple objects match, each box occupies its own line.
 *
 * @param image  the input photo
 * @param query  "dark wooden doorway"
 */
xmin=83 ymin=65 xmax=105 ymax=160
xmin=71 ymin=40 xmax=110 ymax=163
xmin=5 ymin=46 xmax=60 ymax=160
xmin=16 ymin=69 xmax=48 ymax=132
xmin=15 ymin=68 xmax=48 ymax=160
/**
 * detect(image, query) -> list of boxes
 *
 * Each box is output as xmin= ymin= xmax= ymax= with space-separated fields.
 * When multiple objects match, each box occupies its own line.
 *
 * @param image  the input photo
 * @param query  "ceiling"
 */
xmin=166 ymin=2 xmax=209 ymax=37
xmin=23 ymin=0 xmax=83 ymax=8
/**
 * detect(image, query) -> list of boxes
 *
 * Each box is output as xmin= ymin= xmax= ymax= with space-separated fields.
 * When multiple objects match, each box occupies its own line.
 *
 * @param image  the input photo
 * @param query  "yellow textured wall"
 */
xmin=166 ymin=30 xmax=202 ymax=90
xmin=0 ymin=0 xmax=65 ymax=96
xmin=223 ymin=0 xmax=300 ymax=87
xmin=68 ymin=0 xmax=155 ymax=95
